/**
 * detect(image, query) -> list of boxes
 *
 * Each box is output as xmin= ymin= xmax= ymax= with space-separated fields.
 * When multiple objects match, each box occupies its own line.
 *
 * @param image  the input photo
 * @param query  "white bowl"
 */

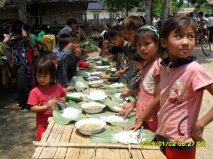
xmin=89 ymin=80 xmax=104 ymax=87
xmin=90 ymin=71 xmax=102 ymax=77
xmin=81 ymin=102 xmax=106 ymax=114
xmin=94 ymin=66 xmax=110 ymax=71
xmin=75 ymin=118 xmax=106 ymax=135
xmin=96 ymin=61 xmax=102 ymax=66
xmin=87 ymin=90 xmax=107 ymax=100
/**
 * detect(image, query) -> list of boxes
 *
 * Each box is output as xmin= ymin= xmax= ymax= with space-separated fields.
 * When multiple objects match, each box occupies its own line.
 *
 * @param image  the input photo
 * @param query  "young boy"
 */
xmin=52 ymin=33 xmax=80 ymax=88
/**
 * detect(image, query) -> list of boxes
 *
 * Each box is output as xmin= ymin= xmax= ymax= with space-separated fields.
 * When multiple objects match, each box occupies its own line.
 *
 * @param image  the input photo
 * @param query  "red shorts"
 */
xmin=165 ymin=146 xmax=196 ymax=159
xmin=145 ymin=119 xmax=158 ymax=132
xmin=36 ymin=125 xmax=47 ymax=141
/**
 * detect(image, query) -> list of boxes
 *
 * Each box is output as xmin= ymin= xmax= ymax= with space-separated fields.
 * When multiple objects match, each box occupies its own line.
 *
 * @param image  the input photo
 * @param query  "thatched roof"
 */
xmin=177 ymin=8 xmax=197 ymax=15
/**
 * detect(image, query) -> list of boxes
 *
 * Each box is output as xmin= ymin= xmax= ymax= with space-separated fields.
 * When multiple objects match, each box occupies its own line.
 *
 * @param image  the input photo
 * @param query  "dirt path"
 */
xmin=0 ymin=48 xmax=213 ymax=159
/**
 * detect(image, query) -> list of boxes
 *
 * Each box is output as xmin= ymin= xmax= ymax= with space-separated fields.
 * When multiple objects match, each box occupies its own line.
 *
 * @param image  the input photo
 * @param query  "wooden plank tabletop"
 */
xmin=32 ymin=118 xmax=166 ymax=159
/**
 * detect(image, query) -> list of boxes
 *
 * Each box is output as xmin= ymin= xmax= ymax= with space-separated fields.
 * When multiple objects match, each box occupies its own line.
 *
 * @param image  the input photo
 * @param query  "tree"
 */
xmin=144 ymin=0 xmax=153 ymax=24
xmin=99 ymin=0 xmax=141 ymax=16
xmin=162 ymin=0 xmax=170 ymax=23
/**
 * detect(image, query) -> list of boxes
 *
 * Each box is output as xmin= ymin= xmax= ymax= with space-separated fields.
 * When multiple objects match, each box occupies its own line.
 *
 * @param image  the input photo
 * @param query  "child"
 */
xmin=120 ymin=25 xmax=160 ymax=132
xmin=52 ymin=33 xmax=80 ymax=87
xmin=157 ymin=16 xmax=213 ymax=159
xmin=3 ymin=20 xmax=33 ymax=111
xmin=28 ymin=57 xmax=66 ymax=141
xmin=121 ymin=16 xmax=144 ymax=90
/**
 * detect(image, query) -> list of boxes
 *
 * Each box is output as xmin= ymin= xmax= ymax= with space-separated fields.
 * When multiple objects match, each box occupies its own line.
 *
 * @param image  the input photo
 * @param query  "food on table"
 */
xmin=100 ymin=114 xmax=128 ymax=122
xmin=75 ymin=118 xmax=106 ymax=135
xmin=88 ymin=90 xmax=107 ymax=100
xmin=81 ymin=102 xmax=106 ymax=114
xmin=79 ymin=123 xmax=103 ymax=131
xmin=112 ymin=130 xmax=146 ymax=144
xmin=61 ymin=107 xmax=80 ymax=119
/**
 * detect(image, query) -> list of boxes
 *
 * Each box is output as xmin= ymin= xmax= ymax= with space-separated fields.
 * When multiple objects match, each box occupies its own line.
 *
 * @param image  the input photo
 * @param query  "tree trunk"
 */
xmin=16 ymin=0 xmax=27 ymax=23
xmin=144 ymin=0 xmax=153 ymax=24
xmin=162 ymin=0 xmax=170 ymax=23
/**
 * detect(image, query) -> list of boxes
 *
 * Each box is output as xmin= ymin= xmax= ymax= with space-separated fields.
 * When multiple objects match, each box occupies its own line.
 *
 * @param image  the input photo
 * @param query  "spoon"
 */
xmin=136 ymin=126 xmax=144 ymax=141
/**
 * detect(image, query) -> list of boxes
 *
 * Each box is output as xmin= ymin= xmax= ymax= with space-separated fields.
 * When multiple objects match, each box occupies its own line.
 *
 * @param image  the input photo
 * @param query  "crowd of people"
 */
xmin=1 ymin=14 xmax=213 ymax=159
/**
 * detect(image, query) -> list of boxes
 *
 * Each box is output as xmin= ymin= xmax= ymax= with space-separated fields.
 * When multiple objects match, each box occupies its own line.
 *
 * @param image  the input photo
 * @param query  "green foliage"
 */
xmin=98 ymin=0 xmax=141 ymax=12
xmin=80 ymin=38 xmax=100 ymax=52
xmin=189 ymin=0 xmax=207 ymax=4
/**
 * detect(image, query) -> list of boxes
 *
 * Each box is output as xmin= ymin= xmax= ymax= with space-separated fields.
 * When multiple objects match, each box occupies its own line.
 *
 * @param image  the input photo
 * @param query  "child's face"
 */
xmin=12 ymin=33 xmax=22 ymax=40
xmin=124 ymin=29 xmax=136 ymax=43
xmin=137 ymin=35 xmax=158 ymax=62
xmin=111 ymin=35 xmax=124 ymax=47
xmin=36 ymin=73 xmax=51 ymax=87
xmin=161 ymin=26 xmax=195 ymax=60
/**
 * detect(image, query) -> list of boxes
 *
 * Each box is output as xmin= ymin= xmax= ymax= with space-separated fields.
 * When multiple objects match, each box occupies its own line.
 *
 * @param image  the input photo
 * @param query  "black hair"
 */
xmin=135 ymin=25 xmax=159 ymax=43
xmin=123 ymin=16 xmax=143 ymax=31
xmin=11 ymin=20 xmax=24 ymax=35
xmin=67 ymin=17 xmax=78 ymax=26
xmin=58 ymin=33 xmax=71 ymax=46
xmin=34 ymin=57 xmax=56 ymax=85
xmin=159 ymin=16 xmax=196 ymax=57
xmin=127 ymin=45 xmax=144 ymax=62
xmin=107 ymin=25 xmax=124 ymax=39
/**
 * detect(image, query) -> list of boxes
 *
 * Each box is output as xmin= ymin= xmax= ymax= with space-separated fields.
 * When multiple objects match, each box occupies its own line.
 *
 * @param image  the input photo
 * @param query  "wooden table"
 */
xmin=32 ymin=117 xmax=166 ymax=159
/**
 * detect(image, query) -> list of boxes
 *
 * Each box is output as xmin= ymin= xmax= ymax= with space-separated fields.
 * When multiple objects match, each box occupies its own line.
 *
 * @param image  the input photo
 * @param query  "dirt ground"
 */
xmin=0 ymin=48 xmax=213 ymax=159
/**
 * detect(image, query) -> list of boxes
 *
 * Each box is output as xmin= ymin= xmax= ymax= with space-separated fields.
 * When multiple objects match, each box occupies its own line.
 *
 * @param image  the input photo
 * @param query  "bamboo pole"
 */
xmin=33 ymin=141 xmax=160 ymax=150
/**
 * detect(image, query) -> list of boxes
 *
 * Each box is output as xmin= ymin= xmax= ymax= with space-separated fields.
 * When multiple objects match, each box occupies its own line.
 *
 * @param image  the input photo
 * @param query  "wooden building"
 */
xmin=0 ymin=0 xmax=90 ymax=28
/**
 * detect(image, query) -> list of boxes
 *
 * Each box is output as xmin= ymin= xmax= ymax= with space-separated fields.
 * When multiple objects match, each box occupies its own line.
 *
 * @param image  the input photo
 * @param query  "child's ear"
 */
xmin=160 ymin=38 xmax=167 ymax=48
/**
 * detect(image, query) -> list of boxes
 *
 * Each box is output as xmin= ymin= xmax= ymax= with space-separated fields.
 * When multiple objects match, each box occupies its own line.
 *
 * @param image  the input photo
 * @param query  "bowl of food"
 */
xmin=87 ymin=90 xmax=108 ymax=100
xmin=90 ymin=71 xmax=102 ymax=77
xmin=81 ymin=102 xmax=106 ymax=114
xmin=89 ymin=80 xmax=104 ymax=87
xmin=94 ymin=65 xmax=110 ymax=71
xmin=75 ymin=118 xmax=106 ymax=135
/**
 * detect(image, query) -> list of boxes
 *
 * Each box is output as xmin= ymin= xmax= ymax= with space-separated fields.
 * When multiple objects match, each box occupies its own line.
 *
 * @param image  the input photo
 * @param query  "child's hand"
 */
xmin=66 ymin=86 xmax=74 ymax=92
xmin=74 ymin=47 xmax=81 ymax=57
xmin=118 ymin=103 xmax=134 ymax=118
xmin=127 ymin=119 xmax=143 ymax=131
xmin=120 ymin=91 xmax=130 ymax=98
xmin=116 ymin=70 xmax=125 ymax=77
xmin=66 ymin=43 xmax=75 ymax=51
xmin=192 ymin=121 xmax=204 ymax=141
xmin=46 ymin=98 xmax=57 ymax=110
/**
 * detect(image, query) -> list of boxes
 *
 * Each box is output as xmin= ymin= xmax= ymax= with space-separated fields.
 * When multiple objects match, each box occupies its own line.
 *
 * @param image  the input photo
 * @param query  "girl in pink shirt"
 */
xmin=28 ymin=57 xmax=66 ymax=141
xmin=157 ymin=16 xmax=213 ymax=159
xmin=120 ymin=25 xmax=161 ymax=132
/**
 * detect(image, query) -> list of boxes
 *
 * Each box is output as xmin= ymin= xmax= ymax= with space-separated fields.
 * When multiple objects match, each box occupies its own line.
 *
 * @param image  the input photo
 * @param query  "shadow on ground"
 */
xmin=0 ymin=84 xmax=36 ymax=159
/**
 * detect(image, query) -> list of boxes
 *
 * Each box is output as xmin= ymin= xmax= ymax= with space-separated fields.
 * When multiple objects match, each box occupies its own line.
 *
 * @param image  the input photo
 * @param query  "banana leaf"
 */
xmin=53 ymin=101 xmax=84 ymax=125
xmin=91 ymin=129 xmax=155 ymax=144
xmin=91 ymin=112 xmax=136 ymax=127
xmin=103 ymin=101 xmax=123 ymax=112
xmin=90 ymin=129 xmax=116 ymax=143
xmin=69 ymin=76 xmax=89 ymax=92
xmin=65 ymin=92 xmax=88 ymax=102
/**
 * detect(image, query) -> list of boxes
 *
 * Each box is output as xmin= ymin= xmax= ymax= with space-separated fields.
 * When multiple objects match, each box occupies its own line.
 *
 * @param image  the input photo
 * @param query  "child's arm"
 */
xmin=192 ymin=107 xmax=213 ymax=141
xmin=192 ymin=83 xmax=213 ymax=141
xmin=128 ymin=75 xmax=160 ymax=130
xmin=118 ymin=101 xmax=136 ymax=118
xmin=31 ymin=99 xmax=56 ymax=113
xmin=121 ymin=89 xmax=139 ymax=98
